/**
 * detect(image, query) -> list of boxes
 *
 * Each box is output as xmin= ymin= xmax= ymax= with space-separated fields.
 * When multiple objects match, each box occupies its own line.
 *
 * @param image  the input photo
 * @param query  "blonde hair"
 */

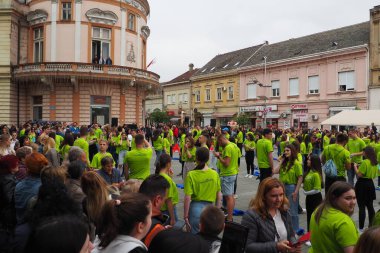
xmin=120 ymin=179 xmax=142 ymax=194
xmin=43 ymin=137 xmax=56 ymax=154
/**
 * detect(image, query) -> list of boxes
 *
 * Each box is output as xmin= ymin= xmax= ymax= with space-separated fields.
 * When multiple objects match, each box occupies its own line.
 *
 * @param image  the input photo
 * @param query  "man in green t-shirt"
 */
xmin=73 ymin=126 xmax=90 ymax=165
xmin=90 ymin=139 xmax=115 ymax=169
xmin=322 ymin=133 xmax=351 ymax=193
xmin=124 ymin=134 xmax=153 ymax=180
xmin=346 ymin=129 xmax=366 ymax=186
xmin=213 ymin=134 xmax=238 ymax=221
xmin=256 ymin=128 xmax=274 ymax=182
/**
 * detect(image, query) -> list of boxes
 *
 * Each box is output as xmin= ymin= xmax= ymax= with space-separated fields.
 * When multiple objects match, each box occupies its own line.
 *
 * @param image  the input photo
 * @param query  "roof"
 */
xmin=321 ymin=110 xmax=380 ymax=126
xmin=163 ymin=68 xmax=199 ymax=85
xmin=194 ymin=22 xmax=369 ymax=77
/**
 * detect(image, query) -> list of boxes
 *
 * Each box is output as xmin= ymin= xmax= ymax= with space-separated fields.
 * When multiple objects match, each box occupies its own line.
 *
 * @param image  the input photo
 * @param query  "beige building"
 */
xmin=369 ymin=5 xmax=380 ymax=109
xmin=161 ymin=64 xmax=198 ymax=126
xmin=143 ymin=85 xmax=163 ymax=125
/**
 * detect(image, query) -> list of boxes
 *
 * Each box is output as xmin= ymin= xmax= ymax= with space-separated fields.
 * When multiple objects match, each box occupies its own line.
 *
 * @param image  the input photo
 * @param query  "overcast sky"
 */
xmin=147 ymin=0 xmax=376 ymax=82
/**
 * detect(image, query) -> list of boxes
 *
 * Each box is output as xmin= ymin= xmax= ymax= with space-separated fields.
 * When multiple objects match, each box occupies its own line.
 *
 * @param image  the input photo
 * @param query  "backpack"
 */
xmin=322 ymin=146 xmax=344 ymax=178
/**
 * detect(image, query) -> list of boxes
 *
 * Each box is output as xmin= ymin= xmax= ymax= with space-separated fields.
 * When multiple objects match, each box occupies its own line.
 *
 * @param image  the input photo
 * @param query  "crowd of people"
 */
xmin=0 ymin=120 xmax=380 ymax=253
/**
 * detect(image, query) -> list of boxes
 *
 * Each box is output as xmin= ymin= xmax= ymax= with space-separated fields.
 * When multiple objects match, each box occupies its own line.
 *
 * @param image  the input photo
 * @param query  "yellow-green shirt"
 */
xmin=303 ymin=170 xmax=322 ymax=191
xmin=279 ymin=161 xmax=303 ymax=185
xmin=256 ymin=139 xmax=273 ymax=168
xmin=90 ymin=152 xmax=114 ymax=169
xmin=322 ymin=144 xmax=351 ymax=177
xmin=218 ymin=142 xmax=239 ymax=176
xmin=73 ymin=137 xmax=90 ymax=163
xmin=163 ymin=138 xmax=171 ymax=155
xmin=160 ymin=172 xmax=179 ymax=211
xmin=125 ymin=148 xmax=153 ymax=180
xmin=358 ymin=159 xmax=378 ymax=179
xmin=55 ymin=135 xmax=64 ymax=152
xmin=244 ymin=139 xmax=256 ymax=152
xmin=182 ymin=146 xmax=196 ymax=162
xmin=153 ymin=136 xmax=164 ymax=151
xmin=184 ymin=169 xmax=221 ymax=202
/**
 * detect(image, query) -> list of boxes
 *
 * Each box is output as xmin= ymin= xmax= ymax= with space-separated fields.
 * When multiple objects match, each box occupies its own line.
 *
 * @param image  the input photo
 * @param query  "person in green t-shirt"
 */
xmin=90 ymin=139 xmax=115 ymax=170
xmin=117 ymin=132 xmax=130 ymax=174
xmin=178 ymin=129 xmax=187 ymax=177
xmin=322 ymin=133 xmax=351 ymax=193
xmin=303 ymin=154 xmax=323 ymax=231
xmin=155 ymin=153 xmax=178 ymax=226
xmin=163 ymin=132 xmax=171 ymax=156
xmin=152 ymin=129 xmax=164 ymax=166
xmin=236 ymin=128 xmax=244 ymax=153
xmin=59 ymin=133 xmax=74 ymax=161
xmin=310 ymin=181 xmax=358 ymax=253
xmin=244 ymin=133 xmax=256 ymax=178
xmin=274 ymin=144 xmax=303 ymax=232
xmin=347 ymin=129 xmax=366 ymax=186
xmin=93 ymin=123 xmax=103 ymax=141
xmin=73 ymin=126 xmax=90 ymax=165
xmin=124 ymin=134 xmax=153 ymax=180
xmin=353 ymin=146 xmax=378 ymax=231
xmin=182 ymin=136 xmax=197 ymax=180
xmin=184 ymin=147 xmax=222 ymax=234
xmin=256 ymin=128 xmax=274 ymax=182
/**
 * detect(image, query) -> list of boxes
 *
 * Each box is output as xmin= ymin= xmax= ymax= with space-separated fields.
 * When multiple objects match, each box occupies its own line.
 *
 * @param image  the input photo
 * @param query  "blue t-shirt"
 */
xmin=97 ymin=168 xmax=122 ymax=185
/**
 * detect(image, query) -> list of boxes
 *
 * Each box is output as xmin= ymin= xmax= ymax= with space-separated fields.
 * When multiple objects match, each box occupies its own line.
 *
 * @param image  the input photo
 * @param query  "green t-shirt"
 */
xmin=358 ymin=159 xmax=378 ymax=179
xmin=256 ymin=139 xmax=274 ymax=168
xmin=309 ymin=208 xmax=359 ymax=253
xmin=322 ymin=144 xmax=351 ymax=177
xmin=60 ymin=144 xmax=71 ymax=159
xmin=372 ymin=211 xmax=380 ymax=226
xmin=160 ymin=172 xmax=179 ymax=211
xmin=346 ymin=138 xmax=366 ymax=164
xmin=163 ymin=138 xmax=171 ymax=155
xmin=125 ymin=148 xmax=153 ymax=180
xmin=182 ymin=146 xmax=196 ymax=162
xmin=244 ymin=139 xmax=256 ymax=151
xmin=90 ymin=152 xmax=114 ymax=169
xmin=307 ymin=142 xmax=313 ymax=154
xmin=19 ymin=129 xmax=25 ymax=137
xmin=184 ymin=168 xmax=221 ymax=202
xmin=116 ymin=139 xmax=129 ymax=153
xmin=375 ymin=143 xmax=380 ymax=157
xmin=279 ymin=161 xmax=303 ymax=185
xmin=218 ymin=142 xmax=239 ymax=177
xmin=279 ymin=141 xmax=288 ymax=155
xmin=297 ymin=153 xmax=303 ymax=163
xmin=130 ymin=138 xmax=136 ymax=150
xmin=180 ymin=134 xmax=186 ymax=149
xmin=323 ymin=136 xmax=330 ymax=148
xmin=73 ymin=137 xmax=90 ymax=162
xmin=300 ymin=142 xmax=307 ymax=155
xmin=153 ymin=136 xmax=164 ymax=151
xmin=168 ymin=129 xmax=174 ymax=145
xmin=55 ymin=135 xmax=64 ymax=152
xmin=94 ymin=128 xmax=103 ymax=140
xmin=303 ymin=170 xmax=322 ymax=191
xmin=236 ymin=132 xmax=243 ymax=144
xmin=362 ymin=137 xmax=370 ymax=145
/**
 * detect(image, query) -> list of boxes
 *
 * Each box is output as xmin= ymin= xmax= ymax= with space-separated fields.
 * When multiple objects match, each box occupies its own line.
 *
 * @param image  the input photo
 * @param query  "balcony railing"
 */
xmin=13 ymin=62 xmax=160 ymax=83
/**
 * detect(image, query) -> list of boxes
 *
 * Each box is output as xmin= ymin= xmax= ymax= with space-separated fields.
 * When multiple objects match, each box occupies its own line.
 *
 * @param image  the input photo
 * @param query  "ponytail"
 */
xmin=194 ymin=161 xmax=206 ymax=171
xmin=194 ymin=147 xmax=209 ymax=170
xmin=155 ymin=153 xmax=171 ymax=175
xmin=97 ymin=200 xmax=120 ymax=248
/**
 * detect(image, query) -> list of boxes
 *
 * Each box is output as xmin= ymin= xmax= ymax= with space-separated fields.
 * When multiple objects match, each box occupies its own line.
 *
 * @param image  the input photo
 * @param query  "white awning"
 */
xmin=321 ymin=110 xmax=380 ymax=126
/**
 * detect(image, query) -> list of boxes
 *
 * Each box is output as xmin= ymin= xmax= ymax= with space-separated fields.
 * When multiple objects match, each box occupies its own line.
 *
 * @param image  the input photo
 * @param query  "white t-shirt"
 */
xmin=273 ymin=209 xmax=287 ymax=242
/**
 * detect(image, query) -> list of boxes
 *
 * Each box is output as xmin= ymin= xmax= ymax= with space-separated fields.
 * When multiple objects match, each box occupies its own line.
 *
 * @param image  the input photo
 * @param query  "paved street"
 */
xmin=149 ymin=147 xmax=380 ymax=252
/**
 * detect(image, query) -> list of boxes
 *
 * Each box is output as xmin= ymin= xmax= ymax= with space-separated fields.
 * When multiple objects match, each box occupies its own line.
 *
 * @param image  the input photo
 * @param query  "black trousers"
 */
xmin=355 ymin=178 xmax=376 ymax=229
xmin=306 ymin=193 xmax=322 ymax=231
xmin=259 ymin=168 xmax=272 ymax=183
xmin=245 ymin=151 xmax=255 ymax=174
xmin=325 ymin=176 xmax=346 ymax=194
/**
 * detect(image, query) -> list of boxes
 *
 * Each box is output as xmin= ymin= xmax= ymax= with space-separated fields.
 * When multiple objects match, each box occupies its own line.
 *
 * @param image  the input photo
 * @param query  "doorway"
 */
xmin=90 ymin=96 xmax=110 ymax=125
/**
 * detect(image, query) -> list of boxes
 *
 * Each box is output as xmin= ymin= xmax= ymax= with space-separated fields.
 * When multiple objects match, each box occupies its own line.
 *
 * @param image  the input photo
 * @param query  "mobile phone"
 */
xmin=162 ymin=214 xmax=170 ymax=226
xmin=173 ymin=220 xmax=186 ymax=230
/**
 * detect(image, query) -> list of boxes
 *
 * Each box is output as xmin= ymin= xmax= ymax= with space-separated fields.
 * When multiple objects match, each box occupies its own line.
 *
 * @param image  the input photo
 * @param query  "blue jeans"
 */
xmin=189 ymin=201 xmax=212 ymax=234
xmin=285 ymin=184 xmax=299 ymax=231
xmin=155 ymin=150 xmax=163 ymax=166
xmin=347 ymin=164 xmax=356 ymax=186
xmin=162 ymin=205 xmax=178 ymax=222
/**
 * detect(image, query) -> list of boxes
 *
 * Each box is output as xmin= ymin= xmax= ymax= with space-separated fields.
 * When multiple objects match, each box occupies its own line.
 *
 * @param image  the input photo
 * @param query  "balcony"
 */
xmin=12 ymin=62 xmax=160 ymax=88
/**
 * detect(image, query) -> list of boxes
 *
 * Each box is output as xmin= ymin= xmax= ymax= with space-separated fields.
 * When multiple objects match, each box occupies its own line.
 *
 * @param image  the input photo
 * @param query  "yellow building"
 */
xmin=369 ymin=5 xmax=380 ymax=109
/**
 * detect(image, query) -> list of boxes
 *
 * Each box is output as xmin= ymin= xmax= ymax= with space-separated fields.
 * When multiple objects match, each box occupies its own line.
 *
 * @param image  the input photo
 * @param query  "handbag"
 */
xmin=322 ymin=146 xmax=344 ymax=178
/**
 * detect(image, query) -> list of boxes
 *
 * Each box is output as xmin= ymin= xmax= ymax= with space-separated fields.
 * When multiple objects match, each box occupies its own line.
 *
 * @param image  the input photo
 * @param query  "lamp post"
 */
xmin=258 ymin=95 xmax=269 ymax=128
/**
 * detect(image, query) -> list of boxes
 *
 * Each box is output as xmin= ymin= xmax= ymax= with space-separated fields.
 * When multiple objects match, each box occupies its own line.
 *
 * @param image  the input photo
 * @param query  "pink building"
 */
xmin=239 ymin=22 xmax=369 ymax=129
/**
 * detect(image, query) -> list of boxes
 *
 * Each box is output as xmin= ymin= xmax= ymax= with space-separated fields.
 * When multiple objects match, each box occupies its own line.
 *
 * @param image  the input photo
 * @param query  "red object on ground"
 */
xmin=172 ymin=143 xmax=180 ymax=153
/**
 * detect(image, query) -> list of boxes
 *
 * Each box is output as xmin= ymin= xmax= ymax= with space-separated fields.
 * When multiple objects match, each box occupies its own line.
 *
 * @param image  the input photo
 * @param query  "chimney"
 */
xmin=189 ymin=63 xmax=194 ymax=71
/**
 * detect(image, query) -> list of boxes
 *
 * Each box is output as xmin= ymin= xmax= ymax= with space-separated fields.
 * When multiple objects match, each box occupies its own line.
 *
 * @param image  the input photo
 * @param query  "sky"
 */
xmin=147 ymin=0 xmax=376 ymax=82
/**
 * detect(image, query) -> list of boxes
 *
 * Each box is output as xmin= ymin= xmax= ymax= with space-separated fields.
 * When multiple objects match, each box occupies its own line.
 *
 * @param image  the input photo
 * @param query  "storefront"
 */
xmin=91 ymin=96 xmax=111 ymax=125
xmin=240 ymin=105 xmax=278 ymax=128
xmin=290 ymin=104 xmax=308 ymax=129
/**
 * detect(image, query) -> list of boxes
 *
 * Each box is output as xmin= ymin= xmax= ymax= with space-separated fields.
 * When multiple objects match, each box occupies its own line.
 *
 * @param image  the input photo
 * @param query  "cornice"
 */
xmin=191 ymin=69 xmax=238 ymax=82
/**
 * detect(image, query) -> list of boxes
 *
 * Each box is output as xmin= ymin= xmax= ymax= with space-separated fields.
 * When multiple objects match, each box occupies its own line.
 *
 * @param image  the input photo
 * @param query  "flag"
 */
xmin=147 ymin=58 xmax=156 ymax=69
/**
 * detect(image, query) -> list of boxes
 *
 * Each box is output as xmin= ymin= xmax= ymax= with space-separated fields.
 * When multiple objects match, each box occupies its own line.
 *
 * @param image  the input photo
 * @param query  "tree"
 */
xmin=148 ymin=108 xmax=170 ymax=125
xmin=235 ymin=113 xmax=251 ymax=127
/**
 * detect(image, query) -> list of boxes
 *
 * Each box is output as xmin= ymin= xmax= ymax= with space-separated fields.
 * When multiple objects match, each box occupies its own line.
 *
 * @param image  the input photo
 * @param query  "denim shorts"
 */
xmin=221 ymin=175 xmax=237 ymax=196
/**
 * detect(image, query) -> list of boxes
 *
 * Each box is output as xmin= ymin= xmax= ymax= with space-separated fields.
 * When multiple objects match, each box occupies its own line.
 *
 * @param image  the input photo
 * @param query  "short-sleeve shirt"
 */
xmin=244 ymin=139 xmax=256 ymax=152
xmin=184 ymin=169 xmax=221 ymax=202
xmin=55 ymin=135 xmax=64 ymax=152
xmin=346 ymin=138 xmax=366 ymax=164
xmin=218 ymin=142 xmax=239 ymax=177
xmin=322 ymin=144 xmax=351 ymax=177
xmin=279 ymin=161 xmax=303 ymax=185
xmin=97 ymin=168 xmax=122 ymax=185
xmin=309 ymin=208 xmax=359 ymax=253
xmin=153 ymin=137 xmax=164 ymax=151
xmin=163 ymin=138 xmax=171 ymax=155
xmin=160 ymin=172 xmax=179 ymax=211
xmin=94 ymin=128 xmax=103 ymax=140
xmin=125 ymin=148 xmax=153 ymax=180
xmin=303 ymin=170 xmax=322 ymax=191
xmin=182 ymin=146 xmax=196 ymax=162
xmin=256 ymin=139 xmax=274 ymax=168
xmin=236 ymin=132 xmax=243 ymax=144
xmin=358 ymin=159 xmax=378 ymax=179
xmin=90 ymin=152 xmax=114 ymax=169
xmin=73 ymin=137 xmax=90 ymax=162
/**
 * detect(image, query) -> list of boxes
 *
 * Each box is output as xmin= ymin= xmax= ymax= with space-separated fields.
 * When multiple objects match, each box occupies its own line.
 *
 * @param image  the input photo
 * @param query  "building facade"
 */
xmin=2 ymin=0 xmax=159 ymax=126
xmin=369 ymin=5 xmax=380 ymax=109
xmin=143 ymin=85 xmax=163 ymax=126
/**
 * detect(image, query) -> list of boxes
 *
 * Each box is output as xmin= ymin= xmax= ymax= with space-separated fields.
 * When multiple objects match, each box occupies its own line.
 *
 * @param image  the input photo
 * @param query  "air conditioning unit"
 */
xmin=312 ymin=114 xmax=319 ymax=121
xmin=223 ymin=87 xmax=227 ymax=91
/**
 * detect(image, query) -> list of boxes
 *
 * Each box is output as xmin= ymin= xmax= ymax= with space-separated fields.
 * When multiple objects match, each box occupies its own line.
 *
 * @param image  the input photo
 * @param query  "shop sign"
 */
xmin=292 ymin=112 xmax=308 ymax=122
xmin=291 ymin=104 xmax=308 ymax=110
xmin=167 ymin=111 xmax=175 ymax=116
xmin=240 ymin=105 xmax=277 ymax=113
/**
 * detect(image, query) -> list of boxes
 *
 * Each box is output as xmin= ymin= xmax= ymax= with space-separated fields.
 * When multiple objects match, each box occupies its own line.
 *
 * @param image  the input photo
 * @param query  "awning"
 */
xmin=212 ymin=112 xmax=237 ymax=118
xmin=169 ymin=117 xmax=180 ymax=122
xmin=321 ymin=110 xmax=380 ymax=126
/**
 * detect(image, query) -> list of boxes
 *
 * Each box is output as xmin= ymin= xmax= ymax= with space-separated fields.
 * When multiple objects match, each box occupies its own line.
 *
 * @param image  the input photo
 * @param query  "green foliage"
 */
xmin=149 ymin=108 xmax=170 ymax=124
xmin=235 ymin=113 xmax=251 ymax=126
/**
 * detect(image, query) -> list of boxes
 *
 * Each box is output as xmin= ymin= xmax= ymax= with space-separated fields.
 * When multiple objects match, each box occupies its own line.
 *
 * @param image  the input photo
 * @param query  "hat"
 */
xmin=222 ymin=127 xmax=229 ymax=131
xmin=25 ymin=152 xmax=49 ymax=176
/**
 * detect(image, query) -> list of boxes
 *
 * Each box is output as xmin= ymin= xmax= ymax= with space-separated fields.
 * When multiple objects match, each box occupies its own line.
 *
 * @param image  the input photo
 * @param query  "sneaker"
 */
xmin=358 ymin=228 xmax=364 ymax=234
xmin=234 ymin=194 xmax=239 ymax=199
xmin=248 ymin=175 xmax=253 ymax=179
xmin=245 ymin=174 xmax=249 ymax=178
xmin=305 ymin=241 xmax=311 ymax=247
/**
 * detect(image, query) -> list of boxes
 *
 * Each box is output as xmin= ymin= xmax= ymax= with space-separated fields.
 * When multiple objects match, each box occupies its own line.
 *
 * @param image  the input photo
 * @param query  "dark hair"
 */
xmin=25 ymin=215 xmax=89 ymax=253
xmin=155 ymin=153 xmax=171 ymax=174
xmin=336 ymin=133 xmax=349 ymax=144
xmin=48 ymin=132 xmax=56 ymax=140
xmin=139 ymin=174 xmax=170 ymax=199
xmin=314 ymin=181 xmax=354 ymax=224
xmin=79 ymin=126 xmax=88 ymax=137
xmin=353 ymin=226 xmax=380 ymax=253
xmin=305 ymin=154 xmax=324 ymax=188
xmin=152 ymin=129 xmax=161 ymax=142
xmin=97 ymin=193 xmax=151 ymax=248
xmin=200 ymin=205 xmax=225 ymax=236
xmin=280 ymin=144 xmax=297 ymax=172
xmin=0 ymin=154 xmax=18 ymax=175
xmin=101 ymin=156 xmax=114 ymax=167
xmin=362 ymin=146 xmax=377 ymax=166
xmin=263 ymin=128 xmax=272 ymax=136
xmin=329 ymin=137 xmax=336 ymax=145
xmin=194 ymin=147 xmax=209 ymax=171
xmin=67 ymin=160 xmax=86 ymax=180
xmin=135 ymin=134 xmax=144 ymax=145
xmin=60 ymin=133 xmax=74 ymax=149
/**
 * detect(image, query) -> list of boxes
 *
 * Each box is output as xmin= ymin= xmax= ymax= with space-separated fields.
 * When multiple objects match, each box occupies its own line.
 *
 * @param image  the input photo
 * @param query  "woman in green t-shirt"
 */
xmin=273 ymin=144 xmax=303 ymax=232
xmin=59 ymin=133 xmax=74 ymax=160
xmin=152 ymin=129 xmax=164 ymax=166
xmin=303 ymin=154 xmax=323 ymax=231
xmin=244 ymin=133 xmax=256 ymax=178
xmin=184 ymin=147 xmax=222 ymax=234
xmin=310 ymin=182 xmax=358 ymax=253
xmin=155 ymin=153 xmax=178 ymax=226
xmin=182 ymin=136 xmax=197 ymax=180
xmin=353 ymin=146 xmax=378 ymax=231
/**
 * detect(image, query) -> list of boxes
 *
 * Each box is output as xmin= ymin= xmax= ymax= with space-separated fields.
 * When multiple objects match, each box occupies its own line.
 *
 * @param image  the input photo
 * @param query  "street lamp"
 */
xmin=258 ymin=95 xmax=269 ymax=128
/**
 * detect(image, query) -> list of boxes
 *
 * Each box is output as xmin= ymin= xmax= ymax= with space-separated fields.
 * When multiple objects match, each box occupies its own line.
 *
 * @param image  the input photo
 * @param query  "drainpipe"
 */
xmin=365 ymin=44 xmax=369 ymax=110
xmin=16 ymin=19 xmax=21 ymax=127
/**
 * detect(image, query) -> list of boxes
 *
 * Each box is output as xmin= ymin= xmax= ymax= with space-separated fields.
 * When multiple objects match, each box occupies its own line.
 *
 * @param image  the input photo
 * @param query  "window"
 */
xmin=308 ymin=75 xmax=319 ymax=94
xmin=178 ymin=94 xmax=183 ymax=103
xmin=171 ymin=94 xmax=176 ymax=104
xmin=128 ymin=13 xmax=136 ymax=31
xmin=195 ymin=90 xmax=200 ymax=102
xmin=271 ymin=80 xmax=280 ymax=97
xmin=289 ymin=78 xmax=299 ymax=96
xmin=205 ymin=89 xmax=211 ymax=101
xmin=32 ymin=96 xmax=43 ymax=121
xmin=167 ymin=95 xmax=171 ymax=105
xmin=92 ymin=27 xmax=111 ymax=62
xmin=183 ymin=93 xmax=188 ymax=103
xmin=247 ymin=83 xmax=256 ymax=99
xmin=216 ymin=87 xmax=222 ymax=100
xmin=228 ymin=86 xmax=234 ymax=99
xmin=61 ymin=2 xmax=72 ymax=20
xmin=338 ymin=71 xmax=355 ymax=91
xmin=33 ymin=28 xmax=44 ymax=63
